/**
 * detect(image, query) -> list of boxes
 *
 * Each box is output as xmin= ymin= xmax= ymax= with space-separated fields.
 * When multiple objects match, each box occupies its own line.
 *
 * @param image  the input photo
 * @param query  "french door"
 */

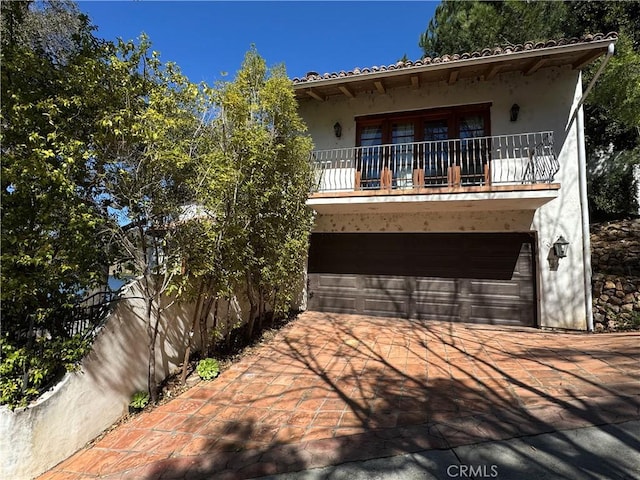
xmin=355 ymin=104 xmax=491 ymax=188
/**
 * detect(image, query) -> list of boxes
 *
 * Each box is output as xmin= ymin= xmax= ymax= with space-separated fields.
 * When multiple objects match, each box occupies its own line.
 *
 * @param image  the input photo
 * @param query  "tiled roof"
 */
xmin=292 ymin=32 xmax=618 ymax=84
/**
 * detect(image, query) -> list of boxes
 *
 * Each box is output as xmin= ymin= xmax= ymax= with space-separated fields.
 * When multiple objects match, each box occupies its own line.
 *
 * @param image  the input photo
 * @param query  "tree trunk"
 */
xmin=245 ymin=272 xmax=257 ymax=341
xmin=207 ymin=296 xmax=219 ymax=356
xmin=21 ymin=314 xmax=35 ymax=395
xmin=179 ymin=281 xmax=205 ymax=385
xmin=257 ymin=288 xmax=264 ymax=332
xmin=271 ymin=289 xmax=278 ymax=326
xmin=145 ymin=296 xmax=158 ymax=403
xmin=225 ymin=297 xmax=233 ymax=350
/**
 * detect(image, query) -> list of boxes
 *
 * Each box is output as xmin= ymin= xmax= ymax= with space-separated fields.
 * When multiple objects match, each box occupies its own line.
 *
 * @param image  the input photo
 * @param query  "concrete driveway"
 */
xmin=40 ymin=312 xmax=640 ymax=479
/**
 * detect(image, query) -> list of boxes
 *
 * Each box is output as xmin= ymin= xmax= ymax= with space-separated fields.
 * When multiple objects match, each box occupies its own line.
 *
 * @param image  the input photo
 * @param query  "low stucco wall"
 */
xmin=0 ymin=281 xmax=249 ymax=480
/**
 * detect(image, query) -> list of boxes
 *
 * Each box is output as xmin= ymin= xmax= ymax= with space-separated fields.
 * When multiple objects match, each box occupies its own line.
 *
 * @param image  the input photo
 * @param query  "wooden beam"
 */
xmin=485 ymin=64 xmax=502 ymax=80
xmin=338 ymin=85 xmax=355 ymax=98
xmin=305 ymin=88 xmax=325 ymax=102
xmin=374 ymin=81 xmax=386 ymax=94
xmin=447 ymin=69 xmax=459 ymax=85
xmin=524 ymin=57 xmax=548 ymax=76
xmin=411 ymin=75 xmax=420 ymax=89
xmin=572 ymin=50 xmax=604 ymax=70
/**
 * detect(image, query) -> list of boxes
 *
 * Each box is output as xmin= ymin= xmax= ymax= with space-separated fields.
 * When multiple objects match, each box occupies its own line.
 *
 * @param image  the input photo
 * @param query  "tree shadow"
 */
xmin=126 ymin=313 xmax=639 ymax=479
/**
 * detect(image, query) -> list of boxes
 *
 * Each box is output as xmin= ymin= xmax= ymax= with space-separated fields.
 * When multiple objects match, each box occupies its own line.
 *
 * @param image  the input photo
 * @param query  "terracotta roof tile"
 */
xmin=292 ymin=32 xmax=618 ymax=84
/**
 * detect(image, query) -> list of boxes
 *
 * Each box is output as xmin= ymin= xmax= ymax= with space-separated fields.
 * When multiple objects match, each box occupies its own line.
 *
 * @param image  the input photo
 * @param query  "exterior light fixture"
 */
xmin=333 ymin=122 xmax=342 ymax=138
xmin=510 ymin=103 xmax=520 ymax=122
xmin=553 ymin=235 xmax=569 ymax=258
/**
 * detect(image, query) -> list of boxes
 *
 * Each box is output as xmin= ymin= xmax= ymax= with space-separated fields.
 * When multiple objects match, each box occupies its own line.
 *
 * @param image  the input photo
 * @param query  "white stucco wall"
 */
xmin=300 ymin=66 xmax=588 ymax=330
xmin=0 ymin=281 xmax=249 ymax=480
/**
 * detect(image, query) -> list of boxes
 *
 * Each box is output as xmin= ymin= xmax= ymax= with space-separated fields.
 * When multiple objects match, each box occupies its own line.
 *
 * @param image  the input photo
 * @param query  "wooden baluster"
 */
xmin=380 ymin=166 xmax=393 ymax=190
xmin=412 ymin=168 xmax=425 ymax=189
xmin=447 ymin=165 xmax=461 ymax=188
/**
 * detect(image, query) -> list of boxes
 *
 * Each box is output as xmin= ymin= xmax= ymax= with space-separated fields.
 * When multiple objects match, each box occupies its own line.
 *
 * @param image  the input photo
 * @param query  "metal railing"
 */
xmin=311 ymin=131 xmax=558 ymax=193
xmin=66 ymin=289 xmax=120 ymax=338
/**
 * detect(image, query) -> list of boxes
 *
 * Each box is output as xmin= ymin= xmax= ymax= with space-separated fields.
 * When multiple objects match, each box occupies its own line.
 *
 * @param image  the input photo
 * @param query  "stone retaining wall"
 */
xmin=591 ymin=218 xmax=640 ymax=331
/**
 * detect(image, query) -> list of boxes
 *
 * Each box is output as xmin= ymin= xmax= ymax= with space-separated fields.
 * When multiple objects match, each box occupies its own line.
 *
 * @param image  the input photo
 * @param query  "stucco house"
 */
xmin=293 ymin=33 xmax=618 ymax=331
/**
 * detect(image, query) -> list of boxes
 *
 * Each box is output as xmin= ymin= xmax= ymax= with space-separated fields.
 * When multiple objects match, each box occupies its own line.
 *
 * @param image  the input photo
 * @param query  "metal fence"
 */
xmin=65 ymin=289 xmax=121 ymax=338
xmin=311 ymin=131 xmax=558 ymax=192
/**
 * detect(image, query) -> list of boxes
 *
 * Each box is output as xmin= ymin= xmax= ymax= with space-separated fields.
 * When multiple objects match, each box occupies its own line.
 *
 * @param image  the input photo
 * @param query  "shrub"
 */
xmin=129 ymin=391 xmax=150 ymax=410
xmin=196 ymin=358 xmax=220 ymax=380
xmin=0 ymin=333 xmax=90 ymax=409
xmin=588 ymin=148 xmax=639 ymax=220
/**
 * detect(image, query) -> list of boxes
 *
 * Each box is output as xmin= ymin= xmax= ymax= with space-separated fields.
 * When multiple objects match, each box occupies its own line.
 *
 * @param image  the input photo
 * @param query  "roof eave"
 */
xmin=293 ymin=37 xmax=616 ymax=93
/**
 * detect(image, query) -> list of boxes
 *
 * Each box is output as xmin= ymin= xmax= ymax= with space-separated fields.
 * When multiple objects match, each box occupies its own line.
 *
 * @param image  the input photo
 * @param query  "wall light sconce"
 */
xmin=510 ymin=103 xmax=520 ymax=122
xmin=553 ymin=235 xmax=569 ymax=258
xmin=333 ymin=122 xmax=342 ymax=138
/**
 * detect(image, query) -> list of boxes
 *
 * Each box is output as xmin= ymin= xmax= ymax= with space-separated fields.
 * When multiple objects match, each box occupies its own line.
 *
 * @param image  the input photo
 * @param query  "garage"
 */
xmin=307 ymin=232 xmax=536 ymax=327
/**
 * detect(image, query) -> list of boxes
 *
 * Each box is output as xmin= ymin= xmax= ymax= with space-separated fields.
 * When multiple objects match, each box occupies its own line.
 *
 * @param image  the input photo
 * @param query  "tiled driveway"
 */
xmin=41 ymin=312 xmax=640 ymax=479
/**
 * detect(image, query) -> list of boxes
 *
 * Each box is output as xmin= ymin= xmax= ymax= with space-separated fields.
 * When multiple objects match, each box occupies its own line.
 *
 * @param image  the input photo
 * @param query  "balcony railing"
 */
xmin=311 ymin=131 xmax=558 ymax=193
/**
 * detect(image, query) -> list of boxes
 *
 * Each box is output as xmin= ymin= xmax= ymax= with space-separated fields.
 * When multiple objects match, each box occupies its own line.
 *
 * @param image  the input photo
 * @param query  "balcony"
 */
xmin=307 ymin=131 xmax=561 ymax=214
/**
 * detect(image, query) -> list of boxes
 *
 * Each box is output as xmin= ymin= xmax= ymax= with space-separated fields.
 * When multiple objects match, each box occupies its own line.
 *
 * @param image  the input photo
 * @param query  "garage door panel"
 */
xmin=469 ymin=304 xmax=530 ymax=326
xmin=308 ymin=293 xmax=357 ymax=313
xmin=469 ymin=280 xmax=522 ymax=298
xmin=309 ymin=233 xmax=530 ymax=280
xmin=307 ymin=233 xmax=536 ymax=327
xmin=361 ymin=276 xmax=412 ymax=292
xmin=315 ymin=274 xmax=358 ymax=289
xmin=415 ymin=278 xmax=459 ymax=295
xmin=414 ymin=301 xmax=461 ymax=320
xmin=363 ymin=298 xmax=408 ymax=317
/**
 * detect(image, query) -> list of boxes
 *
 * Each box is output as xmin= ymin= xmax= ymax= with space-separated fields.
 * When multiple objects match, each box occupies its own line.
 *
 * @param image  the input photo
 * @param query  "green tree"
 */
xmin=97 ymin=37 xmax=210 ymax=402
xmin=0 ymin=1 xmax=207 ymax=406
xmin=1 ymin=0 xmax=114 ymax=407
xmin=2 ymin=4 xmax=313 ymax=407
xmin=419 ymin=1 xmax=569 ymax=58
xmin=182 ymin=48 xmax=314 ymax=350
xmin=219 ymin=49 xmax=314 ymax=340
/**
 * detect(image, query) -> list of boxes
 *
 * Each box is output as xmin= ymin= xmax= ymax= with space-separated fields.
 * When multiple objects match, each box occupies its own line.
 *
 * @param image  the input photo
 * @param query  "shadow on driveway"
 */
xmin=41 ymin=313 xmax=640 ymax=480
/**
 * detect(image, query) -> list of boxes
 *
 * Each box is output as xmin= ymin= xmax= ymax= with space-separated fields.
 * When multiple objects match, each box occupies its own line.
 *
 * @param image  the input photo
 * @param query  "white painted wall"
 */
xmin=0 ymin=281 xmax=249 ymax=480
xmin=300 ymin=66 xmax=588 ymax=330
xmin=313 ymin=210 xmax=536 ymax=233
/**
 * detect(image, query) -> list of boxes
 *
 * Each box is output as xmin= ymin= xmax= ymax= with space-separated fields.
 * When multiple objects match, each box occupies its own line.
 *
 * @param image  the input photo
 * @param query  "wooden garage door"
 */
xmin=307 ymin=233 xmax=536 ymax=327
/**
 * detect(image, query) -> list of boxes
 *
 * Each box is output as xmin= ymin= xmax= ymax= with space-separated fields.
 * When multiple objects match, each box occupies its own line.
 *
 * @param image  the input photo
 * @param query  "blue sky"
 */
xmin=78 ymin=1 xmax=439 ymax=84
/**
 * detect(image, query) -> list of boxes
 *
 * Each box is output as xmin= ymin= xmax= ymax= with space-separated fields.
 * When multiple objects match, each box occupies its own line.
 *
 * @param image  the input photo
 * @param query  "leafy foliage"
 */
xmin=1 ymin=0 xmax=113 ymax=408
xmin=180 ymin=47 xmax=314 ymax=353
xmin=419 ymin=1 xmax=569 ymax=58
xmin=1 ymin=1 xmax=210 ymax=407
xmin=129 ymin=391 xmax=150 ymax=410
xmin=196 ymin=358 xmax=220 ymax=380
xmin=218 ymin=51 xmax=314 ymax=337
xmin=96 ymin=36 xmax=213 ymax=403
xmin=2 ymin=5 xmax=313 ymax=407
xmin=0 ymin=333 xmax=90 ymax=409
xmin=588 ymin=149 xmax=640 ymax=220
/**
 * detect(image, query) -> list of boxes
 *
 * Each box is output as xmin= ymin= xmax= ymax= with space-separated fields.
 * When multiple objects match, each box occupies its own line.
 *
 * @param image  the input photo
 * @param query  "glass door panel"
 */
xmin=358 ymin=125 xmax=383 ymax=189
xmin=423 ymin=119 xmax=449 ymax=184
xmin=391 ymin=122 xmax=414 ymax=187
xmin=459 ymin=115 xmax=487 ymax=185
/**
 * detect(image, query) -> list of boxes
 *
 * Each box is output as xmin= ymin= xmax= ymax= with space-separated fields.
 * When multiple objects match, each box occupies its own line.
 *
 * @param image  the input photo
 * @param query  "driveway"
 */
xmin=40 ymin=312 xmax=640 ymax=479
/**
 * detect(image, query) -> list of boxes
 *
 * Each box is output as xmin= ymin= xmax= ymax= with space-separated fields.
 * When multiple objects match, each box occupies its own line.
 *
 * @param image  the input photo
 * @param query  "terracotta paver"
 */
xmin=40 ymin=312 xmax=640 ymax=479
